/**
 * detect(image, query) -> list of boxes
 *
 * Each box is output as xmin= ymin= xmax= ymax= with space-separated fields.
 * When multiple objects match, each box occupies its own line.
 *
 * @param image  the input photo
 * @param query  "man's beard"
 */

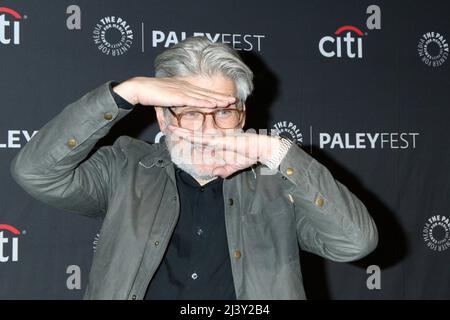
xmin=164 ymin=132 xmax=218 ymax=181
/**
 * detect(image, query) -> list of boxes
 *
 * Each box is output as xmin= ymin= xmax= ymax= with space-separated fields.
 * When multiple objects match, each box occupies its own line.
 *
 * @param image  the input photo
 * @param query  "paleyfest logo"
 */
xmin=93 ymin=15 xmax=134 ymax=56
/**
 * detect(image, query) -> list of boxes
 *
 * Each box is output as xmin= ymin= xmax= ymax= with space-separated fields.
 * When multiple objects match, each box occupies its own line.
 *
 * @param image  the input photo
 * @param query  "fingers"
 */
xmin=138 ymin=77 xmax=237 ymax=108
xmin=212 ymin=166 xmax=233 ymax=178
xmin=219 ymin=149 xmax=256 ymax=165
xmin=165 ymin=91 xmax=235 ymax=109
xmin=188 ymin=87 xmax=237 ymax=105
xmin=212 ymin=155 xmax=252 ymax=178
xmin=168 ymin=125 xmax=240 ymax=148
xmin=183 ymin=92 xmax=234 ymax=108
xmin=172 ymin=94 xmax=217 ymax=108
xmin=178 ymin=79 xmax=236 ymax=100
xmin=167 ymin=126 xmax=260 ymax=160
xmin=167 ymin=125 xmax=210 ymax=145
xmin=178 ymin=79 xmax=237 ymax=107
xmin=167 ymin=125 xmax=257 ymax=178
xmin=195 ymin=132 xmax=255 ymax=158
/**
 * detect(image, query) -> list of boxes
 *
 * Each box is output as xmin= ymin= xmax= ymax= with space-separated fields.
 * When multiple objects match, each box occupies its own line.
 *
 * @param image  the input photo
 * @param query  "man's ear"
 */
xmin=154 ymin=106 xmax=168 ymax=133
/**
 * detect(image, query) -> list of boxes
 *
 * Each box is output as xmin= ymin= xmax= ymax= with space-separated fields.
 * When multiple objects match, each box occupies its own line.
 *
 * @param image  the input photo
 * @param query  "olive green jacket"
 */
xmin=10 ymin=81 xmax=378 ymax=299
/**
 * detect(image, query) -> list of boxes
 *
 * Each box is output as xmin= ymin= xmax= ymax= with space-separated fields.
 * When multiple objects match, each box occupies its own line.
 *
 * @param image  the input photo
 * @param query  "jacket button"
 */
xmin=315 ymin=196 xmax=324 ymax=207
xmin=131 ymin=294 xmax=137 ymax=300
xmin=286 ymin=167 xmax=294 ymax=176
xmin=67 ymin=138 xmax=77 ymax=148
xmin=234 ymin=250 xmax=241 ymax=259
xmin=104 ymin=112 xmax=113 ymax=120
xmin=154 ymin=241 xmax=160 ymax=246
xmin=228 ymin=198 xmax=234 ymax=206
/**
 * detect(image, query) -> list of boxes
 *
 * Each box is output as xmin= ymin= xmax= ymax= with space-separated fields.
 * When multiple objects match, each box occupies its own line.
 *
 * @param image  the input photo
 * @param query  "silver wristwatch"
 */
xmin=264 ymin=136 xmax=293 ymax=170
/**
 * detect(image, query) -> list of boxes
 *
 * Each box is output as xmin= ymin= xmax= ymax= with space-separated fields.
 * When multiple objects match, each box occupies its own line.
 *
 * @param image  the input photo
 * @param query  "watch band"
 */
xmin=264 ymin=136 xmax=293 ymax=170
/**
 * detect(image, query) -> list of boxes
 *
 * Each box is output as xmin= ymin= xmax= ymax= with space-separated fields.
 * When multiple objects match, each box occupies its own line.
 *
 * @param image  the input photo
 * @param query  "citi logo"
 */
xmin=318 ymin=5 xmax=381 ymax=59
xmin=0 ymin=224 xmax=22 ymax=262
xmin=319 ymin=25 xmax=364 ymax=59
xmin=0 ymin=7 xmax=24 ymax=45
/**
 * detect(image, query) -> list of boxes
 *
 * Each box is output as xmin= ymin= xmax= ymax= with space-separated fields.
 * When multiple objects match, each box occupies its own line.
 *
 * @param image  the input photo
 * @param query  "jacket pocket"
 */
xmin=242 ymin=194 xmax=298 ymax=263
xmin=250 ymin=193 xmax=294 ymax=217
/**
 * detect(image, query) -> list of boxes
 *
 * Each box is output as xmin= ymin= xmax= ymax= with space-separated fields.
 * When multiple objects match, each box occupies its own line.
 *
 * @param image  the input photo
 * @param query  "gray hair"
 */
xmin=154 ymin=36 xmax=254 ymax=105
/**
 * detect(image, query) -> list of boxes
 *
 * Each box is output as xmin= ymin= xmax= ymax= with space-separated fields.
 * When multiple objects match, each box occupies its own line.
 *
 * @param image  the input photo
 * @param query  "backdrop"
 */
xmin=1 ymin=0 xmax=449 ymax=299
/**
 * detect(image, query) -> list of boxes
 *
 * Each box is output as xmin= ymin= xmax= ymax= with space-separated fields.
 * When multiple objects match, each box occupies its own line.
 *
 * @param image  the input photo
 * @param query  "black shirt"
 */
xmin=109 ymin=82 xmax=236 ymax=300
xmin=145 ymin=165 xmax=236 ymax=299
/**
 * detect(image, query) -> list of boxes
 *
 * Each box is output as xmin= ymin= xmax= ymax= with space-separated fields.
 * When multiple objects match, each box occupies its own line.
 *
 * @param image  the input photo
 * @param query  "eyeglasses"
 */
xmin=168 ymin=102 xmax=245 ymax=130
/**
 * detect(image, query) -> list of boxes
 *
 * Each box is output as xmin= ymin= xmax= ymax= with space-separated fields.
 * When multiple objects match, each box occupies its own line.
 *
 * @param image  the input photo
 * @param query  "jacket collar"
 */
xmin=138 ymin=135 xmax=172 ymax=169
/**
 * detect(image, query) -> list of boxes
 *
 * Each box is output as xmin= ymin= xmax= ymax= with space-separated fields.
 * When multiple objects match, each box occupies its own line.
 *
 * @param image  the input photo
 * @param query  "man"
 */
xmin=10 ymin=36 xmax=378 ymax=300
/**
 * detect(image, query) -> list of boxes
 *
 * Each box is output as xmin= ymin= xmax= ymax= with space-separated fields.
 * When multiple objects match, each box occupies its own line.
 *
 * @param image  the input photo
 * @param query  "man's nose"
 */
xmin=201 ymin=114 xmax=218 ymax=133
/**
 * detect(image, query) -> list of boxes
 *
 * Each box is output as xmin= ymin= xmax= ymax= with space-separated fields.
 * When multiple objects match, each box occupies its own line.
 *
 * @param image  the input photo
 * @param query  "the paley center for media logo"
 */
xmin=93 ymin=15 xmax=134 ymax=56
xmin=417 ymin=32 xmax=448 ymax=67
xmin=423 ymin=215 xmax=450 ymax=252
xmin=65 ymin=4 xmax=265 ymax=56
xmin=272 ymin=121 xmax=303 ymax=145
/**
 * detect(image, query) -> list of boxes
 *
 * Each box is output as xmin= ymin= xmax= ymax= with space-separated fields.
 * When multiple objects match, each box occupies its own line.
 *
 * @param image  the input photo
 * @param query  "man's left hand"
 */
xmin=167 ymin=125 xmax=281 ymax=178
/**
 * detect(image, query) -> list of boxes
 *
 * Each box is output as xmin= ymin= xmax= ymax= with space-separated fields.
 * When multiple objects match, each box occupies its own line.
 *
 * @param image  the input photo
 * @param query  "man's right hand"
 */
xmin=112 ymin=76 xmax=236 ymax=108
